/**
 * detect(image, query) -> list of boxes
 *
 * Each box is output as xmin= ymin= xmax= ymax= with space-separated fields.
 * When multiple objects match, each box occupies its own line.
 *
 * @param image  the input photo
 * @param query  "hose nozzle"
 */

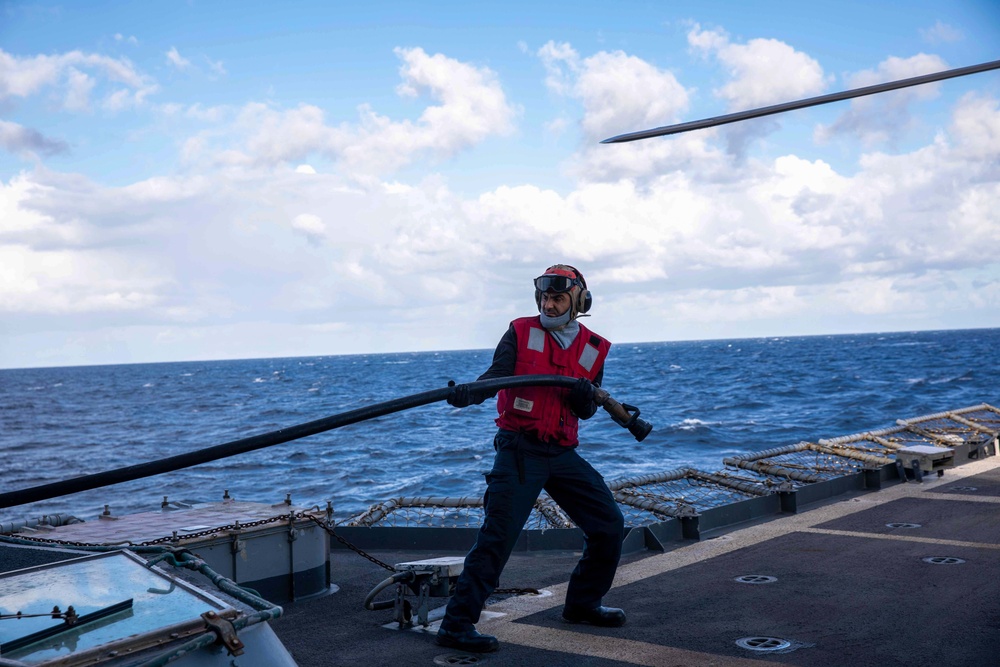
xmin=593 ymin=388 xmax=653 ymax=442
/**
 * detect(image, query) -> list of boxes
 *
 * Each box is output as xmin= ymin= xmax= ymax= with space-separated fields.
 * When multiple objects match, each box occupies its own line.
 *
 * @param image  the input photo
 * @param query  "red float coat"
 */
xmin=495 ymin=316 xmax=611 ymax=446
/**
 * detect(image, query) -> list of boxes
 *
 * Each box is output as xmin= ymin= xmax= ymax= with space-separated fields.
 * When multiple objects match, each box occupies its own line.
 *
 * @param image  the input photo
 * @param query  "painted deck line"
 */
xmin=488 ymin=625 xmax=779 ymax=667
xmin=798 ymin=527 xmax=1000 ymax=550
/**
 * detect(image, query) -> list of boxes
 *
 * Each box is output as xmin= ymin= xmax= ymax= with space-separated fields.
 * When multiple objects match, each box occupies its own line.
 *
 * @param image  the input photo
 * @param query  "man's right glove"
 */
xmin=568 ymin=377 xmax=596 ymax=415
xmin=447 ymin=382 xmax=488 ymax=408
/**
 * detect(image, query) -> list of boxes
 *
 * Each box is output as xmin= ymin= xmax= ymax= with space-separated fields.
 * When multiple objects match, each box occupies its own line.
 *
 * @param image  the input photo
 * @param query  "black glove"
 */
xmin=568 ymin=377 xmax=596 ymax=415
xmin=447 ymin=382 xmax=488 ymax=408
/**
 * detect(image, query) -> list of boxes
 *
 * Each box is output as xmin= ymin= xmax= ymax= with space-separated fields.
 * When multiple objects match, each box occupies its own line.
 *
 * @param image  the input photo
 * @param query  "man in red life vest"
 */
xmin=436 ymin=264 xmax=626 ymax=653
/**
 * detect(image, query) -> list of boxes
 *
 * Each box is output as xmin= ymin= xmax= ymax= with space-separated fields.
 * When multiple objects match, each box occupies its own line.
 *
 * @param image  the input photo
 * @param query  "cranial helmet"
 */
xmin=533 ymin=264 xmax=592 ymax=318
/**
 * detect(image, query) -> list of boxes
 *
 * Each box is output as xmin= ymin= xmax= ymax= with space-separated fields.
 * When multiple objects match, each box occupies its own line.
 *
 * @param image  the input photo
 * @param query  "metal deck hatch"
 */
xmin=0 ymin=550 xmax=232 ymax=665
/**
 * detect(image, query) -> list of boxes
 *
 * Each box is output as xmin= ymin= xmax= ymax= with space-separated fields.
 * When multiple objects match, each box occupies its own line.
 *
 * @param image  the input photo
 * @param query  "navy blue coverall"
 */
xmin=440 ymin=324 xmax=625 ymax=631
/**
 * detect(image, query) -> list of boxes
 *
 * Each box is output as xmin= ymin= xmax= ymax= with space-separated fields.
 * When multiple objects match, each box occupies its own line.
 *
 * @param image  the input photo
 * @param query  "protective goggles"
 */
xmin=534 ymin=274 xmax=578 ymax=293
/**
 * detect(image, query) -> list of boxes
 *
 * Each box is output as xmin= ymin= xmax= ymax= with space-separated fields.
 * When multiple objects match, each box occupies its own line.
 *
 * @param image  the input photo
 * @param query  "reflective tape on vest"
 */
xmin=527 ymin=327 xmax=546 ymax=352
xmin=579 ymin=343 xmax=599 ymax=372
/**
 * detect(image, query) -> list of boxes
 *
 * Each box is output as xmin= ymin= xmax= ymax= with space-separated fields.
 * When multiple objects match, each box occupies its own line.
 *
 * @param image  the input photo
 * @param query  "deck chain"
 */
xmin=139 ymin=511 xmax=311 ymax=545
xmin=0 ymin=532 xmax=134 ymax=549
xmin=1 ymin=510 xmax=316 ymax=548
xmin=306 ymin=515 xmax=395 ymax=571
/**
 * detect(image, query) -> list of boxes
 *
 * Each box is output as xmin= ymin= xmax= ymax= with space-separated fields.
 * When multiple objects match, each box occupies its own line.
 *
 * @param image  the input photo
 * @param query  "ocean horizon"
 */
xmin=6 ymin=325 xmax=998 ymax=372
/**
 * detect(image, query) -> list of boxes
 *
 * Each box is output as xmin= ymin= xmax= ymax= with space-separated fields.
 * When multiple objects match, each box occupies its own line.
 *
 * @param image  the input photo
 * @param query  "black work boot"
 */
xmin=436 ymin=627 xmax=500 ymax=653
xmin=561 ymin=605 xmax=627 ymax=627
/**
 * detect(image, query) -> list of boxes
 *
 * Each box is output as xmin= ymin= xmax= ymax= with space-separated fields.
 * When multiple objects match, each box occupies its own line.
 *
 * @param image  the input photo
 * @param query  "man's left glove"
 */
xmin=447 ymin=382 xmax=488 ymax=408
xmin=568 ymin=377 xmax=596 ymax=415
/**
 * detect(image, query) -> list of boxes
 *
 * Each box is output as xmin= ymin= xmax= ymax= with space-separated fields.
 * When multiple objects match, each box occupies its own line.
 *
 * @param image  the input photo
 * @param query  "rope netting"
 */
xmin=346 ymin=404 xmax=1000 ymax=529
xmin=608 ymin=469 xmax=772 ymax=526
xmin=345 ymin=494 xmax=573 ymax=530
xmin=821 ymin=404 xmax=1000 ymax=451
xmin=723 ymin=441 xmax=894 ymax=484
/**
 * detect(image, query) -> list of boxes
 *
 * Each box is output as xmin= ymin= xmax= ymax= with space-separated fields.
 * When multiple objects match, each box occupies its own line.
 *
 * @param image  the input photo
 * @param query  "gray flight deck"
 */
xmin=269 ymin=456 xmax=1000 ymax=667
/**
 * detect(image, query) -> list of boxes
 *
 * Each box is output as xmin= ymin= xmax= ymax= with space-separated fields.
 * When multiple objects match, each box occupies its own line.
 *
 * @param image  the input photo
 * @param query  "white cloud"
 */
xmin=0 ymin=51 xmax=61 ymax=98
xmin=673 ymin=285 xmax=804 ymax=322
xmin=920 ymin=21 xmax=963 ymax=44
xmin=538 ymin=40 xmax=580 ymax=96
xmin=234 ymin=102 xmax=334 ymax=166
xmin=544 ymin=116 xmax=570 ymax=137
xmin=538 ymin=40 xmax=689 ymax=141
xmin=566 ymin=129 xmax=725 ymax=184
xmin=63 ymin=67 xmax=95 ymax=110
xmin=185 ymin=103 xmax=229 ymax=122
xmin=1 ymin=166 xmax=495 ymax=325
xmin=164 ymin=47 xmax=225 ymax=77
xmin=166 ymin=47 xmax=192 ymax=70
xmin=687 ymin=25 xmax=826 ymax=109
xmin=0 ymin=244 xmax=163 ymax=313
xmin=191 ymin=47 xmax=518 ymax=177
xmin=207 ymin=58 xmax=227 ymax=76
xmin=832 ymin=277 xmax=922 ymax=315
xmin=535 ymin=40 xmax=700 ymax=181
xmin=575 ymin=50 xmax=689 ymax=141
xmin=0 ymin=47 xmax=157 ymax=112
xmin=816 ymin=54 xmax=949 ymax=145
xmin=291 ymin=213 xmax=327 ymax=244
xmin=0 ymin=175 xmax=167 ymax=313
xmin=686 ymin=26 xmax=826 ymax=156
xmin=0 ymin=120 xmax=69 ymax=156
xmin=386 ymin=46 xmax=518 ymax=155
xmin=847 ymin=54 xmax=948 ymax=97
xmin=946 ymin=92 xmax=1000 ymax=158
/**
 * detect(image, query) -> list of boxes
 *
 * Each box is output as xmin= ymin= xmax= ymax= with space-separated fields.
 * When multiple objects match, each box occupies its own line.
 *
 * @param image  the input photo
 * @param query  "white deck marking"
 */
xmin=798 ymin=526 xmax=1000 ymax=550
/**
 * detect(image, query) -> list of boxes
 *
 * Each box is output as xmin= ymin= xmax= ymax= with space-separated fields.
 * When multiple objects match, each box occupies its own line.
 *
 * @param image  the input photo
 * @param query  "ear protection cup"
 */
xmin=563 ymin=264 xmax=592 ymax=314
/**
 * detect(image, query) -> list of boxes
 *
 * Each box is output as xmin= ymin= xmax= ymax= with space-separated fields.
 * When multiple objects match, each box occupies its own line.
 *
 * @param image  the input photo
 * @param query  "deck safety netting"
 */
xmin=956 ymin=407 xmax=1000 ymax=431
xmin=820 ymin=413 xmax=999 ymax=454
xmin=345 ymin=404 xmax=999 ymax=529
xmin=344 ymin=494 xmax=574 ymax=530
xmin=722 ymin=442 xmax=890 ymax=484
xmin=608 ymin=469 xmax=769 ymax=527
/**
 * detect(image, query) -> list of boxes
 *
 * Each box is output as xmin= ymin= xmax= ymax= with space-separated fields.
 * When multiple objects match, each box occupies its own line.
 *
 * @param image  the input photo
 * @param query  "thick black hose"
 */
xmin=0 ymin=375 xmax=581 ymax=510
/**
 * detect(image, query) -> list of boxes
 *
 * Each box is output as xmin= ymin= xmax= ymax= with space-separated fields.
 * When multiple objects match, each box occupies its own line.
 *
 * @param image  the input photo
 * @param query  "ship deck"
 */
xmin=270 ymin=453 xmax=1000 ymax=667
xmin=2 ymin=455 xmax=997 ymax=666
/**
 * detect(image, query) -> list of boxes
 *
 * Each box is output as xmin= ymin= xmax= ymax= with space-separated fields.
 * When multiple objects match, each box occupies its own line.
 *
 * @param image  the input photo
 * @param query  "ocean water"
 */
xmin=1 ymin=328 xmax=997 ymax=524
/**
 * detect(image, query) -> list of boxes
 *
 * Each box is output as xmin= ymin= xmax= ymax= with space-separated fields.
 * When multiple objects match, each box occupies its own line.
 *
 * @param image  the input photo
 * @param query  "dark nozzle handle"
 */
xmin=593 ymin=389 xmax=654 ymax=442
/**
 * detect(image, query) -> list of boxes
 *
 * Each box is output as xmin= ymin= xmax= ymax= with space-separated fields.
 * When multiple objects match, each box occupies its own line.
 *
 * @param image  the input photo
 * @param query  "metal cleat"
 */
xmin=391 ymin=557 xmax=465 ymax=627
xmin=895 ymin=445 xmax=954 ymax=480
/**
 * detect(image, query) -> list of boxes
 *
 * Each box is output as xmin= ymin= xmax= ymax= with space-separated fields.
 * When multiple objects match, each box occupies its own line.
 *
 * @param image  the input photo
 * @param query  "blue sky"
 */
xmin=1 ymin=1 xmax=999 ymax=368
